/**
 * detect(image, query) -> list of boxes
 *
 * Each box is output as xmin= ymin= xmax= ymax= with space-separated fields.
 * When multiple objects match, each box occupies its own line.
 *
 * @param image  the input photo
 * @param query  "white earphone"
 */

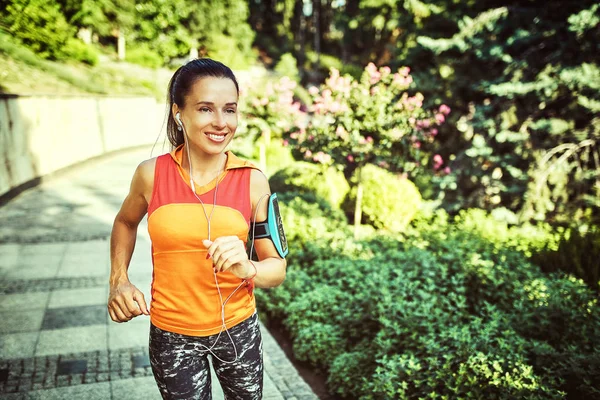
xmin=175 ymin=112 xmax=182 ymax=125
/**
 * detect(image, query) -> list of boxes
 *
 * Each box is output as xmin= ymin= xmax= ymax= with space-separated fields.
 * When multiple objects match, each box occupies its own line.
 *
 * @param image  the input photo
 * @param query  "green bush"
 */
xmin=304 ymin=51 xmax=363 ymax=79
xmin=125 ymin=45 xmax=163 ymax=68
xmin=531 ymin=227 xmax=600 ymax=293
xmin=4 ymin=0 xmax=75 ymax=60
xmin=269 ymin=162 xmax=350 ymax=209
xmin=206 ymin=33 xmax=256 ymax=70
xmin=60 ymin=39 xmax=99 ymax=66
xmin=274 ymin=53 xmax=299 ymax=82
xmin=258 ymin=204 xmax=600 ymax=399
xmin=344 ymin=164 xmax=422 ymax=231
xmin=263 ymin=140 xmax=296 ymax=175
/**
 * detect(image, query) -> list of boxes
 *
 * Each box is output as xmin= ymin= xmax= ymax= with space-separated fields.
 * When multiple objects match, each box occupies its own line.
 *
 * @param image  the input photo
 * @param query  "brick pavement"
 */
xmin=0 ymin=147 xmax=318 ymax=400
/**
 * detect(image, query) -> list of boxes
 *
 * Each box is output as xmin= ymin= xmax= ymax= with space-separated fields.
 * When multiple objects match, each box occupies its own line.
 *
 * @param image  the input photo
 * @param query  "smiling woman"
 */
xmin=107 ymin=58 xmax=287 ymax=399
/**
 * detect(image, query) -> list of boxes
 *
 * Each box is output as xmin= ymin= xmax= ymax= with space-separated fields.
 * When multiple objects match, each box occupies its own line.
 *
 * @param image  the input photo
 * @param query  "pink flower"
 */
xmin=347 ymin=155 xmax=354 ymax=162
xmin=380 ymin=66 xmax=391 ymax=75
xmin=413 ymin=141 xmax=421 ymax=149
xmin=435 ymin=113 xmax=445 ymax=124
xmin=433 ymin=154 xmax=443 ymax=170
xmin=439 ymin=104 xmax=451 ymax=115
xmin=399 ymin=66 xmax=411 ymax=77
xmin=308 ymin=135 xmax=314 ymax=141
xmin=430 ymin=129 xmax=438 ymax=136
xmin=443 ymin=167 xmax=451 ymax=174
xmin=290 ymin=132 xmax=300 ymax=139
xmin=366 ymin=136 xmax=373 ymax=143
xmin=305 ymin=150 xmax=312 ymax=158
xmin=308 ymin=86 xmax=319 ymax=95
xmin=329 ymin=101 xmax=341 ymax=113
xmin=282 ymin=140 xmax=289 ymax=147
xmin=370 ymin=72 xmax=381 ymax=85
xmin=366 ymin=63 xmax=377 ymax=75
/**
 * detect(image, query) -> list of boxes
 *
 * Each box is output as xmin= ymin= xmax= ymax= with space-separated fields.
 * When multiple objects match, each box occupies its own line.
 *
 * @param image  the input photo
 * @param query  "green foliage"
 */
xmin=132 ymin=0 xmax=192 ymax=62
xmin=125 ymin=44 xmax=163 ymax=68
xmin=4 ymin=0 xmax=75 ymax=60
xmin=60 ymin=38 xmax=99 ymax=65
xmin=568 ymin=4 xmax=600 ymax=36
xmin=57 ymin=0 xmax=135 ymax=37
xmin=205 ymin=33 xmax=255 ymax=70
xmin=414 ymin=1 xmax=600 ymax=223
xmin=269 ymin=162 xmax=350 ymax=209
xmin=532 ymin=227 xmax=600 ymax=293
xmin=274 ymin=53 xmax=299 ymax=82
xmin=262 ymin=139 xmax=296 ymax=175
xmin=344 ymin=164 xmax=422 ymax=231
xmin=0 ymin=31 xmax=171 ymax=98
xmin=258 ymin=201 xmax=600 ymax=399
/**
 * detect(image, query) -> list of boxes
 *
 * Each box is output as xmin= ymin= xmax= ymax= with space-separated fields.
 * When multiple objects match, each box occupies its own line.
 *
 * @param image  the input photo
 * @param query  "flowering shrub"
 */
xmin=237 ymin=76 xmax=305 ymax=171
xmin=284 ymin=63 xmax=450 ymax=175
xmin=239 ymin=76 xmax=304 ymax=145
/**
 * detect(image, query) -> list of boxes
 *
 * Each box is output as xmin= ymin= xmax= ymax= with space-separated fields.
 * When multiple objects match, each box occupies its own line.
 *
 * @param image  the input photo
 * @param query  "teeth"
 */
xmin=207 ymin=134 xmax=226 ymax=141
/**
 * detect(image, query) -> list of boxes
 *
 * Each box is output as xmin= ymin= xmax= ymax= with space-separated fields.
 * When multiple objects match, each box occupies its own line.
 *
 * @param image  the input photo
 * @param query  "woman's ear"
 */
xmin=171 ymin=104 xmax=180 ymax=122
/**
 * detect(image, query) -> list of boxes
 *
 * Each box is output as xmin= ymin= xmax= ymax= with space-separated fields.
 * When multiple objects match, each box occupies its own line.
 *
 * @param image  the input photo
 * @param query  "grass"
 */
xmin=0 ymin=31 xmax=174 ymax=99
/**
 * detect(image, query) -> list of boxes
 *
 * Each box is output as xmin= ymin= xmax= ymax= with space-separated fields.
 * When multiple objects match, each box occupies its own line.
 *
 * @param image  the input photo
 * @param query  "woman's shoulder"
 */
xmin=134 ymin=157 xmax=159 ymax=188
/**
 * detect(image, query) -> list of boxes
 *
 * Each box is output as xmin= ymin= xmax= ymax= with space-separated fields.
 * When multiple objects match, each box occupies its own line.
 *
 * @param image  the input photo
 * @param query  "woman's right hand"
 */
xmin=108 ymin=281 xmax=150 ymax=322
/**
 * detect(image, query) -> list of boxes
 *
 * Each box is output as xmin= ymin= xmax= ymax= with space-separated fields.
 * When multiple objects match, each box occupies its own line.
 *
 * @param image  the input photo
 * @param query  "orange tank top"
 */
xmin=147 ymin=145 xmax=259 ymax=336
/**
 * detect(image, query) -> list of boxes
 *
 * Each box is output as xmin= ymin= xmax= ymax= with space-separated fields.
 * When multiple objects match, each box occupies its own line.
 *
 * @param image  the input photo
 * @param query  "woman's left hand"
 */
xmin=203 ymin=237 xmax=253 ymax=279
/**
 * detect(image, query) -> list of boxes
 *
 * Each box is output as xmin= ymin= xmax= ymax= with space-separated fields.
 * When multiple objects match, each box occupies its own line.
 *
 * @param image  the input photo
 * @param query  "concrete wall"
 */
xmin=0 ymin=95 xmax=165 ymax=197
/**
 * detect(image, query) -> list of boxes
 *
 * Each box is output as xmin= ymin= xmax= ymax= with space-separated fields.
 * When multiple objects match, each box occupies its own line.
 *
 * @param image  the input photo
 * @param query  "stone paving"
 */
xmin=0 ymin=147 xmax=318 ymax=400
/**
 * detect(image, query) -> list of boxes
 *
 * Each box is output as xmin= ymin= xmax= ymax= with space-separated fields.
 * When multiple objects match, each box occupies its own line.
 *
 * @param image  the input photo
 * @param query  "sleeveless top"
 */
xmin=147 ymin=144 xmax=260 ymax=336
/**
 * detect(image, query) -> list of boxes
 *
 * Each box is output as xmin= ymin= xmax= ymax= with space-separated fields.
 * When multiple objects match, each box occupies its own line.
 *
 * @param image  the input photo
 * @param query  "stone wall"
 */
xmin=0 ymin=95 xmax=165 ymax=197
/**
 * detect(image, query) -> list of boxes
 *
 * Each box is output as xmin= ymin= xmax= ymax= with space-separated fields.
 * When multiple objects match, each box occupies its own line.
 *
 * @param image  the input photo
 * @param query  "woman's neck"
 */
xmin=182 ymin=144 xmax=227 ymax=185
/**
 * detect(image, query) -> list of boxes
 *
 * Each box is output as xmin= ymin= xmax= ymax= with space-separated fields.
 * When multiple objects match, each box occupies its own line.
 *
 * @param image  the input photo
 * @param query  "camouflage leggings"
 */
xmin=149 ymin=313 xmax=263 ymax=400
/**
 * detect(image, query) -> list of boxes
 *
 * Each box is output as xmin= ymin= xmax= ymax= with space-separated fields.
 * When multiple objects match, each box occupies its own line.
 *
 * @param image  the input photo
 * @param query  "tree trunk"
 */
xmin=259 ymin=130 xmax=271 ymax=174
xmin=354 ymin=167 xmax=363 ymax=239
xmin=117 ymin=28 xmax=126 ymax=61
xmin=313 ymin=0 xmax=320 ymax=67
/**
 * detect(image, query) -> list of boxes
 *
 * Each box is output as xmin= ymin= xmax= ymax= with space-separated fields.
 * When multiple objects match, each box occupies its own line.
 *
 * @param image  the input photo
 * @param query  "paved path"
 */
xmin=0 ymin=147 xmax=318 ymax=400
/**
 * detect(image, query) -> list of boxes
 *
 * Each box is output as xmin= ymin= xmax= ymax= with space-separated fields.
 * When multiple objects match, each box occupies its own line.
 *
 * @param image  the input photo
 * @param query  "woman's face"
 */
xmin=177 ymin=76 xmax=238 ymax=155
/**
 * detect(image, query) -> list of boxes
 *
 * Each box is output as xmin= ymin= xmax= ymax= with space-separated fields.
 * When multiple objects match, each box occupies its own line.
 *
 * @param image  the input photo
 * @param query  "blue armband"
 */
xmin=249 ymin=193 xmax=288 ymax=258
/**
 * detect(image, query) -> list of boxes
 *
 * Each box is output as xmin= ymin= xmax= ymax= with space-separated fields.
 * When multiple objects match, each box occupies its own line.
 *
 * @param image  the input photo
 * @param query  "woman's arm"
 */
xmin=247 ymin=169 xmax=287 ymax=288
xmin=205 ymin=168 xmax=287 ymax=288
xmin=108 ymin=158 xmax=155 ymax=322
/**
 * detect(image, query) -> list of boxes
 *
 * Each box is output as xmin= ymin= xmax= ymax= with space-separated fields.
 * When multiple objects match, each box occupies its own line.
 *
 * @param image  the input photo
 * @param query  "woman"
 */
xmin=107 ymin=58 xmax=287 ymax=399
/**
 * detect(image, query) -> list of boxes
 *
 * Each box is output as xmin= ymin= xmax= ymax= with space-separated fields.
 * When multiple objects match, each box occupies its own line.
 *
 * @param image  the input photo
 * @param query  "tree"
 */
xmin=416 ymin=2 xmax=600 ymax=223
xmin=2 ymin=0 xmax=75 ymax=60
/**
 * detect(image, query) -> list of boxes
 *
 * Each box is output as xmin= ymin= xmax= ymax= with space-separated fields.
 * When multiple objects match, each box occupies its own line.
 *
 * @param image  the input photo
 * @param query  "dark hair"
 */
xmin=166 ymin=58 xmax=239 ymax=147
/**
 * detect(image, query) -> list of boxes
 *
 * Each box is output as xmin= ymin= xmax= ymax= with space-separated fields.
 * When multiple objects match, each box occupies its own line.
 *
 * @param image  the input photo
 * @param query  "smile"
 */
xmin=206 ymin=133 xmax=227 ymax=143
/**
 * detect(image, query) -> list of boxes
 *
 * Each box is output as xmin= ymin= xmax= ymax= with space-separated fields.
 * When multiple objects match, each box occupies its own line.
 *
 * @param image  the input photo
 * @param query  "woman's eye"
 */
xmin=200 ymin=107 xmax=211 ymax=112
xmin=226 ymin=108 xmax=236 ymax=114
